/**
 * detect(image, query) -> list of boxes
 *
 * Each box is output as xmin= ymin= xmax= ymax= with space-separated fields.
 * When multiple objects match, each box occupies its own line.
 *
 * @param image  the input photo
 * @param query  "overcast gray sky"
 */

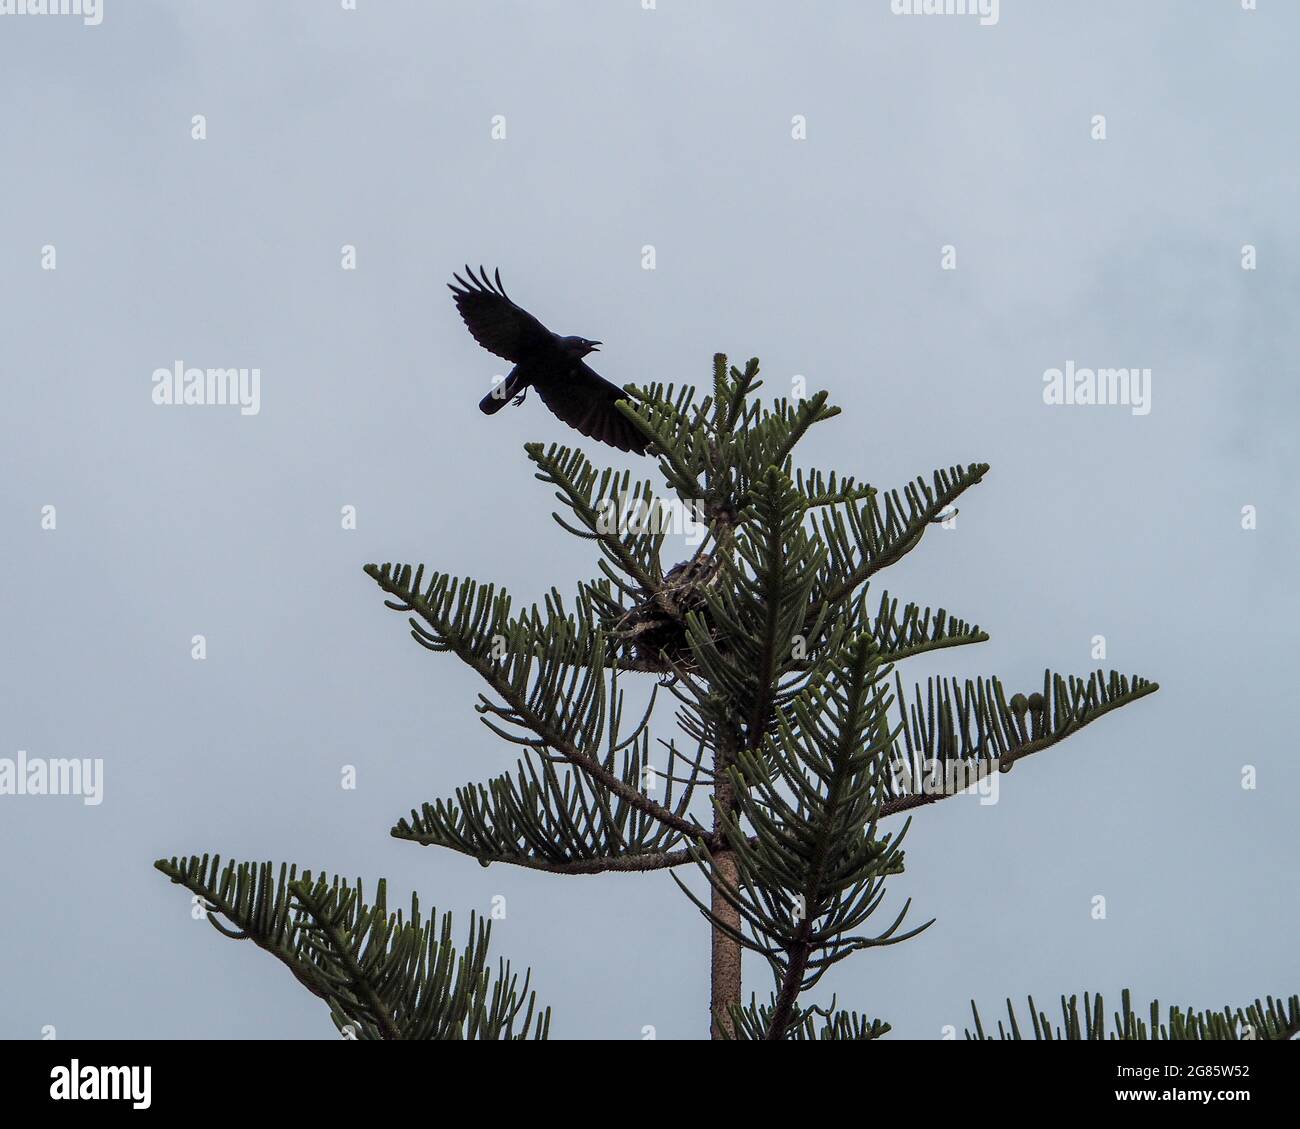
xmin=1 ymin=0 xmax=1296 ymax=1040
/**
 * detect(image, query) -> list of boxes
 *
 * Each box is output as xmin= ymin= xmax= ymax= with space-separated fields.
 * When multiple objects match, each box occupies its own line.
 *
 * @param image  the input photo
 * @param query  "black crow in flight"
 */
xmin=450 ymin=266 xmax=648 ymax=455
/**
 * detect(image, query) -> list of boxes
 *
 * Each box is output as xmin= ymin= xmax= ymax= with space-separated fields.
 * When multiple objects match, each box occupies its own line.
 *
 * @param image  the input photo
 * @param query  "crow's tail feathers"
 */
xmin=479 ymin=388 xmax=509 ymax=414
xmin=479 ymin=369 xmax=523 ymax=414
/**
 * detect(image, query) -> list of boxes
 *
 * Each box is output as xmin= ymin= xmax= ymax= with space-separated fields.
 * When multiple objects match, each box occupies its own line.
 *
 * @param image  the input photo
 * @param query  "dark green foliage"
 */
xmin=725 ymin=996 xmax=890 ymax=1041
xmin=154 ymin=855 xmax=548 ymax=1040
xmin=673 ymin=638 xmax=928 ymax=1007
xmin=154 ymin=353 xmax=1269 ymax=1042
xmin=355 ymin=357 xmax=1168 ymax=1038
xmin=968 ymin=989 xmax=1300 ymax=1041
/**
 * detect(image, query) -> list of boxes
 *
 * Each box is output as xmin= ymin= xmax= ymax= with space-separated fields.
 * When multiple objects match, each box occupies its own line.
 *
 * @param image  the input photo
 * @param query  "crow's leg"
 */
xmin=513 ymin=387 xmax=528 ymax=406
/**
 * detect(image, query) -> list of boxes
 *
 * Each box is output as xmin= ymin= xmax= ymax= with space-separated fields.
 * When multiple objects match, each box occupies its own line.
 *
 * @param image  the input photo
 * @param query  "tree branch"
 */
xmin=389 ymin=836 xmax=700 ymax=875
xmin=367 ymin=566 xmax=708 ymax=845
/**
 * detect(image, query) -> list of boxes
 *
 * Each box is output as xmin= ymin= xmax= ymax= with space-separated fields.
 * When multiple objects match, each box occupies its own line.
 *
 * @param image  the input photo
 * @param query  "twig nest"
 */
xmin=611 ymin=553 xmax=721 ymax=670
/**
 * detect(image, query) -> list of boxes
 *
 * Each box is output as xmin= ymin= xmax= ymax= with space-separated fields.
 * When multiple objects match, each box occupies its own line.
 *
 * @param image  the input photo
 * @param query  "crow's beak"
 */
xmin=590 ymin=341 xmax=601 ymax=352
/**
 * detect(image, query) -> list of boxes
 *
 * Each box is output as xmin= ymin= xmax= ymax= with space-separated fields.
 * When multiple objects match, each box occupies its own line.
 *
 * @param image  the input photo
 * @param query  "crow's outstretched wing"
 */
xmin=534 ymin=362 xmax=648 ymax=455
xmin=449 ymin=266 xmax=553 ymax=363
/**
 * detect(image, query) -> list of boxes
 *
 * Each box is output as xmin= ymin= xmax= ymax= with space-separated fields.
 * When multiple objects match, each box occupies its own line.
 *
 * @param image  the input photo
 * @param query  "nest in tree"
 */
xmin=610 ymin=553 xmax=722 ymax=671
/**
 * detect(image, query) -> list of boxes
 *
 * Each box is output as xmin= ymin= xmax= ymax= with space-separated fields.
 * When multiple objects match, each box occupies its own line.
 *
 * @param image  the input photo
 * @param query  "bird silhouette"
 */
xmin=449 ymin=266 xmax=647 ymax=455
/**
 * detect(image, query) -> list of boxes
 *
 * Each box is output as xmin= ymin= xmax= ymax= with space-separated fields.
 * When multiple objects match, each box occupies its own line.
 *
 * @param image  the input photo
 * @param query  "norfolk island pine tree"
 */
xmin=155 ymin=356 xmax=1300 ymax=1041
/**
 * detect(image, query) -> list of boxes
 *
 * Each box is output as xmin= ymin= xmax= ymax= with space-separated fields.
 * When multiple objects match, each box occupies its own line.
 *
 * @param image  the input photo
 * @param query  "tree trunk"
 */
xmin=709 ymin=732 xmax=741 ymax=1039
xmin=709 ymin=851 xmax=742 ymax=1038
